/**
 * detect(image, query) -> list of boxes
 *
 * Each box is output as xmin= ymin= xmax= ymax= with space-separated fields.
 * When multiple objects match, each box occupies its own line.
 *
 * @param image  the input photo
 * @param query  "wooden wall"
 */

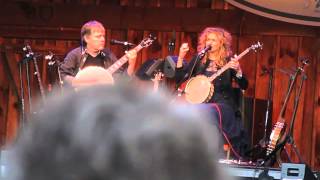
xmin=0 ymin=0 xmax=319 ymax=170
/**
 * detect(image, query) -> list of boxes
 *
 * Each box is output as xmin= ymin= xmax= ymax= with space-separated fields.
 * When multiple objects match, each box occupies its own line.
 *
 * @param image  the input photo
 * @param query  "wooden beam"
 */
xmin=1 ymin=2 xmax=319 ymax=40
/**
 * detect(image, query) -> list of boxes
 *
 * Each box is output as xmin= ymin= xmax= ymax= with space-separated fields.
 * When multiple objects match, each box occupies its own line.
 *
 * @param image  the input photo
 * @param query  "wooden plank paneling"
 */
xmin=179 ymin=31 xmax=198 ymax=61
xmin=251 ymin=36 xmax=277 ymax=148
xmin=0 ymin=50 xmax=10 ymax=146
xmin=1 ymin=3 xmax=318 ymax=38
xmin=241 ymin=13 xmax=319 ymax=37
xmin=272 ymin=37 xmax=299 ymax=125
xmin=5 ymin=85 xmax=19 ymax=144
xmin=1 ymin=49 xmax=21 ymax=144
xmin=298 ymin=37 xmax=317 ymax=165
xmin=186 ymin=0 xmax=197 ymax=8
xmin=312 ymin=52 xmax=320 ymax=170
xmin=159 ymin=0 xmax=175 ymax=7
xmin=211 ymin=0 xmax=225 ymax=9
xmin=272 ymin=36 xmax=299 ymax=162
xmin=237 ymin=36 xmax=259 ymax=98
xmin=288 ymin=37 xmax=307 ymax=163
xmin=175 ymin=0 xmax=186 ymax=8
xmin=197 ymin=0 xmax=211 ymax=8
xmin=127 ymin=29 xmax=144 ymax=71
xmin=142 ymin=31 xmax=162 ymax=61
xmin=254 ymin=35 xmax=277 ymax=100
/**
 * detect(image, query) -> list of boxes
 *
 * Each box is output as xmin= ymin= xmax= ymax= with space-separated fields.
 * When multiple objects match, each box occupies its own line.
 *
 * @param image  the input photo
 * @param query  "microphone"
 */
xmin=168 ymin=30 xmax=176 ymax=52
xmin=198 ymin=45 xmax=212 ymax=56
xmin=110 ymin=39 xmax=135 ymax=47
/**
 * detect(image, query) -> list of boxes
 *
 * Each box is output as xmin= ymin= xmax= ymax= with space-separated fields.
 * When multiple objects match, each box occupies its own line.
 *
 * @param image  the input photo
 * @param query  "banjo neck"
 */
xmin=106 ymin=44 xmax=144 ymax=75
xmin=208 ymin=46 xmax=252 ymax=82
xmin=105 ymin=35 xmax=156 ymax=75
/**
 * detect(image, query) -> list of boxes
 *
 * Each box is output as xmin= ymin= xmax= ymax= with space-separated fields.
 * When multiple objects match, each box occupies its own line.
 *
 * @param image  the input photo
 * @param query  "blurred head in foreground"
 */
xmin=9 ymin=83 xmax=226 ymax=180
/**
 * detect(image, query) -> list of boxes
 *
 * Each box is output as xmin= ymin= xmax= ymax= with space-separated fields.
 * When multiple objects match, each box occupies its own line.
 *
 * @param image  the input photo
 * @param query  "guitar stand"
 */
xmin=47 ymin=54 xmax=64 ymax=95
xmin=18 ymin=48 xmax=35 ymax=119
xmin=260 ymin=131 xmax=303 ymax=167
xmin=260 ymin=60 xmax=308 ymax=167
xmin=282 ymin=72 xmax=306 ymax=164
xmin=18 ymin=58 xmax=26 ymax=129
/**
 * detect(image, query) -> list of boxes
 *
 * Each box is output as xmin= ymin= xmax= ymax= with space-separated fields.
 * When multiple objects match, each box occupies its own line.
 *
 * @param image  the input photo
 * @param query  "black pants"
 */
xmin=197 ymin=103 xmax=249 ymax=159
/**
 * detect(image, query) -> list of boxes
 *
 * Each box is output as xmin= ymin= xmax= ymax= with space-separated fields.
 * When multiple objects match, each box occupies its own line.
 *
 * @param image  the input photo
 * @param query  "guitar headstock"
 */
xmin=22 ymin=44 xmax=34 ymax=58
xmin=298 ymin=57 xmax=310 ymax=72
xmin=140 ymin=35 xmax=157 ymax=48
xmin=250 ymin=41 xmax=263 ymax=52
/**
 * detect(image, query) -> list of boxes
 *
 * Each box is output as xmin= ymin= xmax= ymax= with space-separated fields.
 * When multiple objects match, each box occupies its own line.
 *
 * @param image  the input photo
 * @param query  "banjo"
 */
xmin=183 ymin=42 xmax=262 ymax=104
xmin=72 ymin=35 xmax=155 ymax=87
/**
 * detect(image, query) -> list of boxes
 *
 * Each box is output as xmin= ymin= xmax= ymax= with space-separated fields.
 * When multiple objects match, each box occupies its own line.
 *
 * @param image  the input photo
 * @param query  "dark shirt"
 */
xmin=175 ymin=55 xmax=248 ymax=111
xmin=60 ymin=47 xmax=126 ymax=83
xmin=82 ymin=53 xmax=105 ymax=68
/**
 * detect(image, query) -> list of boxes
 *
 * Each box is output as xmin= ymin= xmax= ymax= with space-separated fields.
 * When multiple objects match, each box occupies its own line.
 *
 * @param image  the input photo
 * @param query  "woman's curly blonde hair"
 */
xmin=197 ymin=27 xmax=232 ymax=67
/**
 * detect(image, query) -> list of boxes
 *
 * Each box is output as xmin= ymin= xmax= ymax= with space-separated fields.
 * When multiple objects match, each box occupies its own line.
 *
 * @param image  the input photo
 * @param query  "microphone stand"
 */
xmin=262 ymin=68 xmax=273 ymax=145
xmin=168 ymin=38 xmax=175 ymax=55
xmin=173 ymin=54 xmax=201 ymax=98
xmin=245 ymin=68 xmax=274 ymax=159
xmin=47 ymin=53 xmax=64 ymax=95
xmin=18 ymin=59 xmax=26 ymax=128
xmin=57 ymin=62 xmax=64 ymax=94
xmin=174 ymin=49 xmax=208 ymax=94
xmin=24 ymin=56 xmax=33 ymax=114
xmin=285 ymin=72 xmax=306 ymax=163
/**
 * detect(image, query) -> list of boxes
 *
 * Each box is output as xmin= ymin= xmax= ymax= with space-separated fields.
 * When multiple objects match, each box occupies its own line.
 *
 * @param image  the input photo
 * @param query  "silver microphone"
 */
xmin=110 ymin=39 xmax=135 ymax=47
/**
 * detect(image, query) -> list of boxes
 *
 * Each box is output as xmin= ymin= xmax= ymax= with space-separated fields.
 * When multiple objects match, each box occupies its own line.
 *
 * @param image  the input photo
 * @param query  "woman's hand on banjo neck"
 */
xmin=223 ymin=55 xmax=243 ymax=77
xmin=229 ymin=55 xmax=243 ymax=77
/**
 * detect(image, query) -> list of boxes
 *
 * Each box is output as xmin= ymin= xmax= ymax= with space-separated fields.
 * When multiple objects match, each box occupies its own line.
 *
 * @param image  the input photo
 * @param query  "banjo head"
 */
xmin=72 ymin=66 xmax=114 ymax=88
xmin=184 ymin=75 xmax=214 ymax=104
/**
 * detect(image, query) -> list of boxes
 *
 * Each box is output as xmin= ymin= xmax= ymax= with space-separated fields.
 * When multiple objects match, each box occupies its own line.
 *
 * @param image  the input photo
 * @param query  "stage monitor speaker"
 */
xmin=137 ymin=56 xmax=177 ymax=80
xmin=163 ymin=56 xmax=176 ymax=78
xmin=281 ymin=163 xmax=317 ymax=180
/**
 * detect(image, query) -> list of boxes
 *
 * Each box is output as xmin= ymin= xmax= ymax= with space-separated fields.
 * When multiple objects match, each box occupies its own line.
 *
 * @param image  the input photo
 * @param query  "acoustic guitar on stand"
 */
xmin=266 ymin=60 xmax=309 ymax=156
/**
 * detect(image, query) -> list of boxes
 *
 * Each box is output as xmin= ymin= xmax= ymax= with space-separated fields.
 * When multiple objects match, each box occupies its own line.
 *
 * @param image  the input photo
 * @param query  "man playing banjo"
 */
xmin=60 ymin=20 xmax=137 ymax=88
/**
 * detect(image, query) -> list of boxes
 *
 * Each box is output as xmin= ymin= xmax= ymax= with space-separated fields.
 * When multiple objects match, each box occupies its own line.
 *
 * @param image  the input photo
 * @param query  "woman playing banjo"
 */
xmin=175 ymin=27 xmax=249 ymax=157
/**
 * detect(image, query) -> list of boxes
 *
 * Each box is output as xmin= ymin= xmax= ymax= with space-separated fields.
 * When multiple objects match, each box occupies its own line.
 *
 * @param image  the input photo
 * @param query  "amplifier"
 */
xmin=223 ymin=164 xmax=281 ymax=179
xmin=220 ymin=161 xmax=319 ymax=180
